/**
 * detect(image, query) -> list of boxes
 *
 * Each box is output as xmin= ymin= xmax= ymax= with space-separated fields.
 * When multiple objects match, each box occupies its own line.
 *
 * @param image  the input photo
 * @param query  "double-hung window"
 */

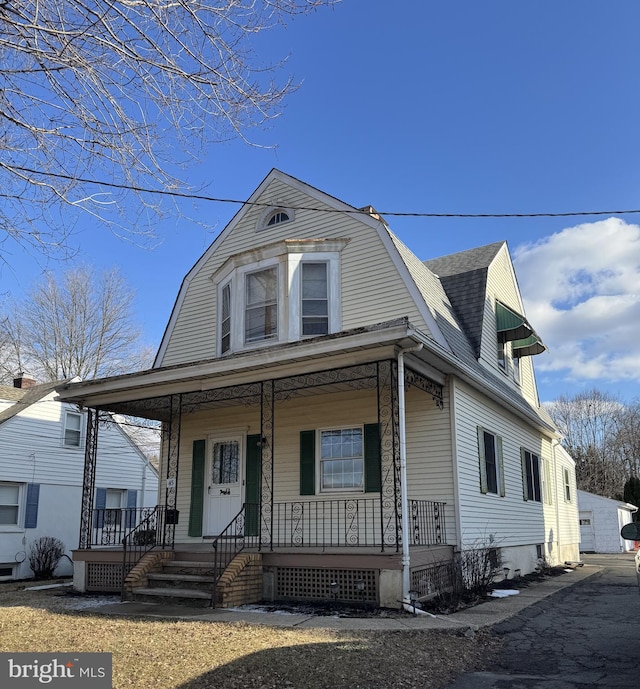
xmin=320 ymin=427 xmax=364 ymax=491
xmin=64 ymin=411 xmax=83 ymax=447
xmin=0 ymin=483 xmax=20 ymax=526
xmin=563 ymin=468 xmax=572 ymax=502
xmin=478 ymin=427 xmax=505 ymax=496
xmin=301 ymin=262 xmax=329 ymax=336
xmin=521 ymin=449 xmax=542 ymax=502
xmin=245 ymin=267 xmax=278 ymax=343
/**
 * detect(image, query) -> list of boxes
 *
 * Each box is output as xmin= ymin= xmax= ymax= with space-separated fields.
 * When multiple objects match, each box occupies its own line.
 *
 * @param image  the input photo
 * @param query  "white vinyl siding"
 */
xmin=158 ymin=177 xmax=433 ymax=367
xmin=453 ymin=379 xmax=546 ymax=548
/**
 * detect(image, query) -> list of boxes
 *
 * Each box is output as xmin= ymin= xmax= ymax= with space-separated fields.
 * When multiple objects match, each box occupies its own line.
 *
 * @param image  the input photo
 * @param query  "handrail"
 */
xmin=121 ymin=505 xmax=168 ymax=599
xmin=211 ymin=503 xmax=259 ymax=607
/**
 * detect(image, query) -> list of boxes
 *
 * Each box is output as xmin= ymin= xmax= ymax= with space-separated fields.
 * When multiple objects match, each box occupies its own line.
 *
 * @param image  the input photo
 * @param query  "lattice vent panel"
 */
xmin=275 ymin=568 xmax=377 ymax=603
xmin=411 ymin=561 xmax=458 ymax=599
xmin=87 ymin=563 xmax=123 ymax=592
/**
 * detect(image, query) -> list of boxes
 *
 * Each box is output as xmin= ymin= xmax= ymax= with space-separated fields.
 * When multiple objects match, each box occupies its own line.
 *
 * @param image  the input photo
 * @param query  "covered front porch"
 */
xmin=63 ymin=321 xmax=457 ymax=607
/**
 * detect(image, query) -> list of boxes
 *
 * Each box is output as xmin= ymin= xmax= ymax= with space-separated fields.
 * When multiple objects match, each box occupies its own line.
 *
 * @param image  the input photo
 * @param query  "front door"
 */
xmin=206 ymin=435 xmax=243 ymax=535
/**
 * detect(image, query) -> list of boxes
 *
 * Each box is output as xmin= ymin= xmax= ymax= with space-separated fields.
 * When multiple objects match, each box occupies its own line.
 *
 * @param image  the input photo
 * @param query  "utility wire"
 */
xmin=5 ymin=163 xmax=640 ymax=220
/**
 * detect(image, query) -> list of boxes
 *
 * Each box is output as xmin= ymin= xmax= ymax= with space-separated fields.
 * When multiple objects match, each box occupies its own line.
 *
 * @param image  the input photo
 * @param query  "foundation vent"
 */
xmin=275 ymin=567 xmax=377 ymax=603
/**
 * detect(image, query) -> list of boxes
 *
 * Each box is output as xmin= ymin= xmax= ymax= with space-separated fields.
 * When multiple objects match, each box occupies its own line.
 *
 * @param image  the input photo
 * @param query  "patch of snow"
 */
xmin=55 ymin=596 xmax=121 ymax=610
xmin=226 ymin=605 xmax=302 ymax=616
xmin=489 ymin=589 xmax=520 ymax=598
xmin=24 ymin=582 xmax=74 ymax=591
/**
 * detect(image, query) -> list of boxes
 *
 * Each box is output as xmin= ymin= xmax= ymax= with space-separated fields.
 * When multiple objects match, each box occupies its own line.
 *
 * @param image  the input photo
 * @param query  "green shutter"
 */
xmin=521 ymin=448 xmax=529 ymax=501
xmin=478 ymin=427 xmax=488 ymax=494
xmin=300 ymin=430 xmax=315 ymax=495
xmin=497 ymin=435 xmax=505 ymax=497
xmin=245 ymin=435 xmax=261 ymax=536
xmin=364 ymin=423 xmax=381 ymax=493
xmin=188 ymin=440 xmax=206 ymax=537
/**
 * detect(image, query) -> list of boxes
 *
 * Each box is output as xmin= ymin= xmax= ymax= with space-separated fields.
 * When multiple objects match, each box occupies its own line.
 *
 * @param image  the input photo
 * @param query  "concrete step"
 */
xmin=162 ymin=561 xmax=219 ymax=575
xmin=132 ymin=586 xmax=212 ymax=608
xmin=147 ymin=573 xmax=215 ymax=592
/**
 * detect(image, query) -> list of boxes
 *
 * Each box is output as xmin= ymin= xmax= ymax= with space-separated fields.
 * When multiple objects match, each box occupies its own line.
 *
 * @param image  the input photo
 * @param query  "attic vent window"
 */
xmin=257 ymin=206 xmax=294 ymax=231
xmin=268 ymin=211 xmax=289 ymax=226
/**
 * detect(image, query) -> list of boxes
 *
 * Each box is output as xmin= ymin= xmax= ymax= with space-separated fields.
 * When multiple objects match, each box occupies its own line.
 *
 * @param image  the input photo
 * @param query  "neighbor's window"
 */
xmin=320 ymin=427 xmax=364 ymax=491
xmin=478 ymin=428 xmax=504 ymax=496
xmin=245 ymin=267 xmax=278 ymax=343
xmin=301 ymin=262 xmax=329 ymax=336
xmin=0 ymin=483 xmax=20 ymax=526
xmin=64 ymin=411 xmax=83 ymax=447
xmin=521 ymin=449 xmax=541 ymax=502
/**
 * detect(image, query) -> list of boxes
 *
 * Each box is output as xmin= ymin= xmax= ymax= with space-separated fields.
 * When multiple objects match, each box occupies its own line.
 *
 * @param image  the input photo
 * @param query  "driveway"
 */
xmin=447 ymin=553 xmax=640 ymax=689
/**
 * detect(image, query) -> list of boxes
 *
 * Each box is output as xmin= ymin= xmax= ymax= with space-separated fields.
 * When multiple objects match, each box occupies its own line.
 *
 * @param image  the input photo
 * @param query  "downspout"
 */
xmin=397 ymin=341 xmax=423 ymax=603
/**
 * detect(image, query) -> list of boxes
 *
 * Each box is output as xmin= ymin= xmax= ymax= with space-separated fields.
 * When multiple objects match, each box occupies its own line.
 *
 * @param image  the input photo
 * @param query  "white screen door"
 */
xmin=206 ymin=437 xmax=242 ymax=535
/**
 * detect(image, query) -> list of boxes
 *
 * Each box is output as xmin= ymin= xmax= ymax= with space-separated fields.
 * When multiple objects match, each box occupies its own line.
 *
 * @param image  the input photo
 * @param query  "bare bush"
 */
xmin=28 ymin=537 xmax=66 ymax=580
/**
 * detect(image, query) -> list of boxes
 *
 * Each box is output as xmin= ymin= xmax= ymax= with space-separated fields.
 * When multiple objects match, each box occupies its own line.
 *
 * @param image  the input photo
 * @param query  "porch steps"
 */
xmin=130 ymin=551 xmax=227 ymax=608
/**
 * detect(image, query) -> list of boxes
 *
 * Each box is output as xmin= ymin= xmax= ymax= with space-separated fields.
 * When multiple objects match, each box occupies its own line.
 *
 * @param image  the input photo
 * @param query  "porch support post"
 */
xmin=163 ymin=394 xmax=182 ymax=547
xmin=377 ymin=360 xmax=401 ymax=552
xmin=78 ymin=407 xmax=99 ymax=549
xmin=259 ymin=380 xmax=275 ymax=550
xmin=260 ymin=379 xmax=275 ymax=550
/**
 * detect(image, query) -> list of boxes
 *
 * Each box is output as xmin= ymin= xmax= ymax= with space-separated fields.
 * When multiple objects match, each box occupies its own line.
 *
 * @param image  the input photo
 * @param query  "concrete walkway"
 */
xmin=88 ymin=562 xmax=601 ymax=631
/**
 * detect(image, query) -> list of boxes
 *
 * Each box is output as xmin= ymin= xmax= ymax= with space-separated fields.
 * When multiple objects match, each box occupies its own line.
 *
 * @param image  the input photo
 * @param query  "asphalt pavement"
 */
xmin=445 ymin=553 xmax=640 ymax=689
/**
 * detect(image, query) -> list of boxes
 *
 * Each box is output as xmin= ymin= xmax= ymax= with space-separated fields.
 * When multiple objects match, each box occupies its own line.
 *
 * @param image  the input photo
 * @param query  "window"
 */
xmin=220 ymin=282 xmax=232 ymax=354
xmin=0 ymin=483 xmax=20 ymax=526
xmin=64 ymin=411 xmax=83 ymax=447
xmin=319 ymin=427 xmax=364 ymax=491
xmin=301 ymin=262 xmax=329 ymax=336
xmin=497 ymin=341 xmax=506 ymax=370
xmin=0 ymin=565 xmax=15 ymax=580
xmin=245 ymin=267 xmax=278 ymax=343
xmin=563 ymin=468 xmax=572 ymax=502
xmin=267 ymin=210 xmax=290 ymax=226
xmin=543 ymin=458 xmax=553 ymax=504
xmin=211 ymin=441 xmax=240 ymax=485
xmin=478 ymin=428 xmax=504 ymax=496
xmin=521 ymin=449 xmax=541 ymax=502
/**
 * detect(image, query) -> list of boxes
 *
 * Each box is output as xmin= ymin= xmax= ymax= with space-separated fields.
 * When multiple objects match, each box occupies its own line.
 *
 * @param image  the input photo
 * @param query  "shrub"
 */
xmin=28 ymin=537 xmax=65 ymax=579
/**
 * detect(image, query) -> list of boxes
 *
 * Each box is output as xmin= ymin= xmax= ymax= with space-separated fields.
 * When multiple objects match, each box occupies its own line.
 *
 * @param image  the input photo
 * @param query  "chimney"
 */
xmin=13 ymin=372 xmax=37 ymax=389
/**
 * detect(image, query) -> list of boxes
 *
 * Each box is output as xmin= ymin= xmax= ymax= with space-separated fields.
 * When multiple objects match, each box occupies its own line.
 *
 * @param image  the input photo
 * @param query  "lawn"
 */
xmin=0 ymin=583 xmax=500 ymax=689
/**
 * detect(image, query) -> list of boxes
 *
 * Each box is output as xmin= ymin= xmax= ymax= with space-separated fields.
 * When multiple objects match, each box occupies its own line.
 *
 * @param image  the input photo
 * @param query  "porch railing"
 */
xmin=211 ymin=503 xmax=260 ymax=607
xmin=271 ymin=498 xmax=447 ymax=548
xmin=89 ymin=506 xmax=159 ymax=547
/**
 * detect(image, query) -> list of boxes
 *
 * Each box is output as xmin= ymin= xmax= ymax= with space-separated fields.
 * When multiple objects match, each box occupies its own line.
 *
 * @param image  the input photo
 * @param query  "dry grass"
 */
xmin=0 ymin=583 xmax=500 ymax=689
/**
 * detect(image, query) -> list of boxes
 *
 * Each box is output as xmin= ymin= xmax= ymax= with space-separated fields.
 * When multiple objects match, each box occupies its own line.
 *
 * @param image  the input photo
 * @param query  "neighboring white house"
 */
xmin=0 ymin=374 xmax=158 ymax=580
xmin=59 ymin=170 xmax=581 ymax=607
xmin=577 ymin=489 xmax=638 ymax=553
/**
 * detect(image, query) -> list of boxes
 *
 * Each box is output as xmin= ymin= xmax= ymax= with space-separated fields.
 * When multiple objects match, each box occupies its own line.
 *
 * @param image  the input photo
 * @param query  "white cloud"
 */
xmin=513 ymin=218 xmax=640 ymax=383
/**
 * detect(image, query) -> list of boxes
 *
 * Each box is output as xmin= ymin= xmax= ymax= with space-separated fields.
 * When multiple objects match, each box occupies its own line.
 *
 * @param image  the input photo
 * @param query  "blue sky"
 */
xmin=3 ymin=1 xmax=640 ymax=403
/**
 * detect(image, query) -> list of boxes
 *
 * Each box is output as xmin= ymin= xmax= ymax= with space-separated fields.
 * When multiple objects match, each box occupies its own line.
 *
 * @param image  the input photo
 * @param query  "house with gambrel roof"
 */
xmin=59 ymin=170 xmax=579 ymax=608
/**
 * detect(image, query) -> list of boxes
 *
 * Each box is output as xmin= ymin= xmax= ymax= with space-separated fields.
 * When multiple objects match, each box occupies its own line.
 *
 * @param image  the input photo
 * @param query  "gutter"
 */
xmin=397 ymin=341 xmax=423 ymax=603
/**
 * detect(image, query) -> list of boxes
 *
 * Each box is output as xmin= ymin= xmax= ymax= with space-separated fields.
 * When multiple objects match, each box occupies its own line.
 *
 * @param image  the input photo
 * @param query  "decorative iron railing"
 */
xmin=270 ymin=499 xmax=447 ymax=549
xmin=410 ymin=499 xmax=447 ymax=545
xmin=121 ymin=506 xmax=174 ymax=597
xmin=89 ymin=506 xmax=159 ymax=547
xmin=211 ymin=503 xmax=260 ymax=607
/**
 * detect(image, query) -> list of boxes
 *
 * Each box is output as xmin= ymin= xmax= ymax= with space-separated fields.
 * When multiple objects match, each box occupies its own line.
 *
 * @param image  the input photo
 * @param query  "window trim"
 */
xmin=257 ymin=206 xmax=295 ymax=231
xmin=521 ymin=448 xmax=542 ymax=502
xmin=478 ymin=427 xmax=505 ymax=497
xmin=0 ymin=482 xmax=23 ymax=530
xmin=63 ymin=410 xmax=84 ymax=448
xmin=317 ymin=425 xmax=365 ymax=494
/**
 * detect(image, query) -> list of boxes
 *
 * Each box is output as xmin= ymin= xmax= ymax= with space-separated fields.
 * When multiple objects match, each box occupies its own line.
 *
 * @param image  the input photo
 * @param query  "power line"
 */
xmin=5 ymin=163 xmax=640 ymax=220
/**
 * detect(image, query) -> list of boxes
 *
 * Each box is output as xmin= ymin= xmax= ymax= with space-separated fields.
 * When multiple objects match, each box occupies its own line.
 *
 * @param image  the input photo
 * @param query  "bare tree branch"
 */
xmin=0 ymin=1 xmax=336 ymax=258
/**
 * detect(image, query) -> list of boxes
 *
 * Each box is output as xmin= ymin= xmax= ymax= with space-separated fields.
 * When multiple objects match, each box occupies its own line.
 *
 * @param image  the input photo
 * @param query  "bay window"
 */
xmin=245 ymin=267 xmax=278 ymax=343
